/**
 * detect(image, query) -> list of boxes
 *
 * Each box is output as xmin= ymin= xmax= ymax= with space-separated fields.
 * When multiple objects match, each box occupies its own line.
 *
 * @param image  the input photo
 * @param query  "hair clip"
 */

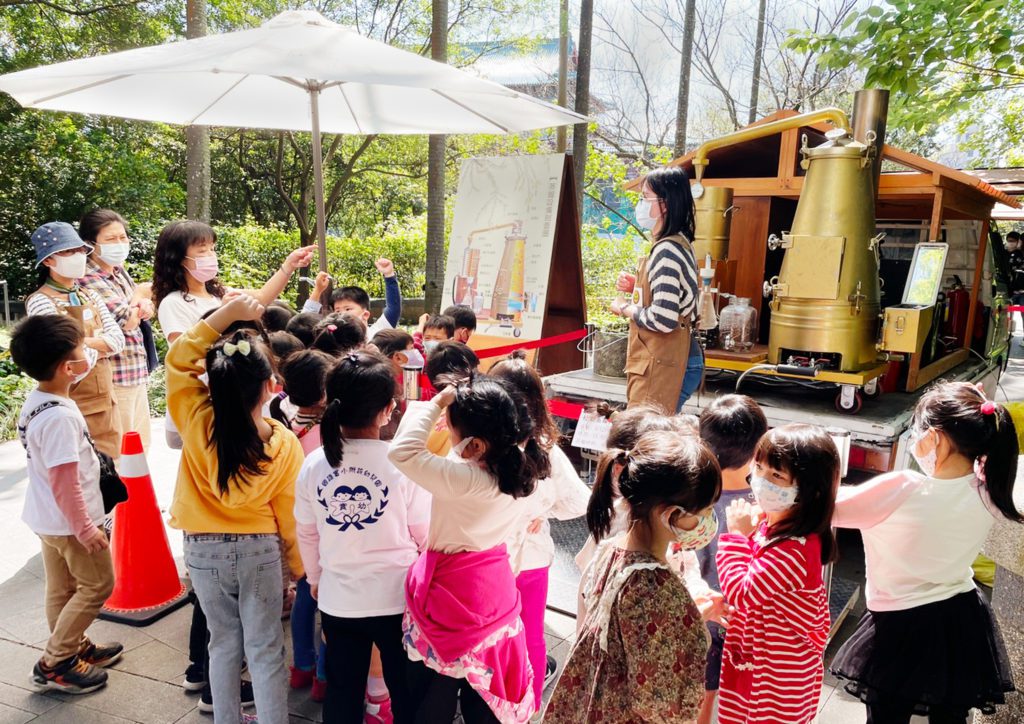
xmin=346 ymin=352 xmax=359 ymax=364
xmin=327 ymin=324 xmax=337 ymax=332
xmin=223 ymin=339 xmax=251 ymax=357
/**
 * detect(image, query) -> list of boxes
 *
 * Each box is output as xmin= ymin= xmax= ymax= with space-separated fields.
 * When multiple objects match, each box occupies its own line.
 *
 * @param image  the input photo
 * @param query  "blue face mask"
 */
xmin=750 ymin=475 xmax=798 ymax=513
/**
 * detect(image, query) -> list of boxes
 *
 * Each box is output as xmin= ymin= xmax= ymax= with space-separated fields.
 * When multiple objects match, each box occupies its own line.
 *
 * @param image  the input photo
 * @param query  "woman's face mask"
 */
xmin=51 ymin=251 xmax=88 ymax=280
xmin=94 ymin=241 xmax=130 ymax=267
xmin=635 ymin=197 xmax=660 ymax=230
xmin=186 ymin=253 xmax=219 ymax=283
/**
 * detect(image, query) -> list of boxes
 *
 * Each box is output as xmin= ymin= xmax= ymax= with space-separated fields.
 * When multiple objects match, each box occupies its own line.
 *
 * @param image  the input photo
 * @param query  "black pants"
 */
xmin=188 ymin=592 xmax=208 ymax=676
xmin=866 ymin=699 xmax=970 ymax=724
xmin=406 ymin=659 xmax=497 ymax=724
xmin=321 ymin=612 xmax=413 ymax=724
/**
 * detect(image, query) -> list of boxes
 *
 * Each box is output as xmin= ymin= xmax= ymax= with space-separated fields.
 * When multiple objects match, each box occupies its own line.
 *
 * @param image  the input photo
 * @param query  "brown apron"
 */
xmin=624 ymin=235 xmax=693 ymax=413
xmin=29 ymin=288 xmax=122 ymax=458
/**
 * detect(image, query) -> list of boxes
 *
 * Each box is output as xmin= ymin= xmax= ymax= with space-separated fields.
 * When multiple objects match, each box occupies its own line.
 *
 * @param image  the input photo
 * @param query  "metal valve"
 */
xmin=767 ymin=234 xmax=783 ymax=251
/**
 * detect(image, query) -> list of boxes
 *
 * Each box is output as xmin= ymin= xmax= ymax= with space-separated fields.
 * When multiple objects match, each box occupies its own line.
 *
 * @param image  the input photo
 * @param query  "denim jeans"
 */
xmin=677 ymin=335 xmax=705 ymax=411
xmin=292 ymin=576 xmax=327 ymax=680
xmin=185 ymin=533 xmax=288 ymax=724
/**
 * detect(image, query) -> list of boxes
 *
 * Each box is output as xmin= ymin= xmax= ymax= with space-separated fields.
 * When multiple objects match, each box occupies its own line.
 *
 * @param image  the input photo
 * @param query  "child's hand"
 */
xmin=418 ymin=313 xmax=430 ymax=332
xmin=284 ymin=245 xmax=317 ymax=272
xmin=312 ymin=271 xmax=331 ymax=298
xmin=310 ymin=583 xmax=318 ymax=601
xmin=226 ymin=293 xmax=265 ymax=322
xmin=80 ymin=526 xmax=109 ymax=554
xmin=696 ymin=591 xmax=733 ymax=628
xmin=434 ymin=385 xmax=457 ymax=409
xmin=527 ymin=517 xmax=544 ymax=535
xmin=375 ymin=258 xmax=395 ymax=278
xmin=726 ymin=499 xmax=759 ymax=537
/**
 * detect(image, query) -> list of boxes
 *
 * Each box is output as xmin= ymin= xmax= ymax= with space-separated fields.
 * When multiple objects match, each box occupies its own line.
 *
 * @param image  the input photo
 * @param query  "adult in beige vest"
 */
xmin=27 ymin=222 xmax=125 ymax=458
xmin=610 ymin=166 xmax=701 ymax=413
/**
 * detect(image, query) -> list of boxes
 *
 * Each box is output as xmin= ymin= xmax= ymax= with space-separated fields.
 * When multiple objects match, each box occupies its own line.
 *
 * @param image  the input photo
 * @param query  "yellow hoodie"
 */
xmin=166 ymin=320 xmax=304 ymax=577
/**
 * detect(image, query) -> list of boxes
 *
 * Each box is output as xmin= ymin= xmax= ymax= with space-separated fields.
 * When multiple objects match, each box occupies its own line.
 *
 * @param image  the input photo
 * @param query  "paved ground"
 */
xmin=0 ymin=333 xmax=1020 ymax=723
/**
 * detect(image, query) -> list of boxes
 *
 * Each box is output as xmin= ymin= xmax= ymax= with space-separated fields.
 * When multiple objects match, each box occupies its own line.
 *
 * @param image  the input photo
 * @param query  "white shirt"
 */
xmin=294 ymin=440 xmax=431 ymax=618
xmin=19 ymin=391 xmax=103 ymax=536
xmin=388 ymin=401 xmax=527 ymax=555
xmin=508 ymin=445 xmax=591 ymax=572
xmin=834 ymin=469 xmax=996 ymax=611
xmin=158 ymin=291 xmax=222 ymax=339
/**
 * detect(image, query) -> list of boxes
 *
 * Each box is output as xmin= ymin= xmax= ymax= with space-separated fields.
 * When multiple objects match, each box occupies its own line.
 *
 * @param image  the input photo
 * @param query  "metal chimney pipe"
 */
xmin=852 ymin=89 xmax=890 ymax=198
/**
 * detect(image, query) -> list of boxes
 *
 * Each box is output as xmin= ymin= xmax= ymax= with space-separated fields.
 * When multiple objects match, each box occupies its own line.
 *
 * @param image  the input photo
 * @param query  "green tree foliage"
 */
xmin=789 ymin=0 xmax=1024 ymax=162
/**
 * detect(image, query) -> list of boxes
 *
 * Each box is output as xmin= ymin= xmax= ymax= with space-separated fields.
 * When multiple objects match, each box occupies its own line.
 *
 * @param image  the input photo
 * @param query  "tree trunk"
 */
xmin=748 ymin=0 xmax=767 ymax=125
xmin=425 ymin=0 xmax=448 ymax=315
xmin=185 ymin=0 xmax=210 ymax=222
xmin=673 ymin=0 xmax=697 ymax=157
xmin=572 ymin=0 xmax=594 ymax=218
xmin=556 ymin=0 xmax=569 ymax=153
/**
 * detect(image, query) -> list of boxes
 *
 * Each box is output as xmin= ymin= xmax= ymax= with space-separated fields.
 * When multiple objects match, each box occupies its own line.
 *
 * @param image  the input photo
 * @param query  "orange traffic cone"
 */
xmin=100 ymin=432 xmax=189 ymax=626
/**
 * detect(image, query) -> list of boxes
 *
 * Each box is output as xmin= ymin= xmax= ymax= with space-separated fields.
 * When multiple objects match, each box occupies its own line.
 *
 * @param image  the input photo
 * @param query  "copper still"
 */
xmin=765 ymin=127 xmax=884 ymax=371
xmin=693 ymin=186 xmax=735 ymax=261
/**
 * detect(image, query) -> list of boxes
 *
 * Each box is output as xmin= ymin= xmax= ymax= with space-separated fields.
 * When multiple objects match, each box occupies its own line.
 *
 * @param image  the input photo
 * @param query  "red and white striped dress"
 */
xmin=716 ymin=526 xmax=829 ymax=724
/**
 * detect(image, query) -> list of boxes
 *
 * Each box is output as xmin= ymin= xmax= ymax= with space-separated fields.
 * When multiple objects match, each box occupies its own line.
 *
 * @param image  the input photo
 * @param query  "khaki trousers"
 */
xmin=38 ymin=534 xmax=115 ymax=667
xmin=113 ymin=383 xmax=151 ymax=451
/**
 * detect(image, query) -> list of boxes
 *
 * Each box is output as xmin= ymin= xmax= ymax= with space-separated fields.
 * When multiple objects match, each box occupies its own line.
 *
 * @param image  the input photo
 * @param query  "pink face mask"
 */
xmin=186 ymin=254 xmax=219 ymax=283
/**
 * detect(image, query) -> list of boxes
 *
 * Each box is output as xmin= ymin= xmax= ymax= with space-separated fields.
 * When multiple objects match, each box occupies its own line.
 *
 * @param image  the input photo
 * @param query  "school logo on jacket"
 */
xmin=317 ymin=467 xmax=389 ymax=531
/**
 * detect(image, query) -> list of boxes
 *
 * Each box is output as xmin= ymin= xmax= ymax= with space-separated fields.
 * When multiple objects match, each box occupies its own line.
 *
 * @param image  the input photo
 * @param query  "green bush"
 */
xmin=147 ymin=364 xmax=167 ymax=418
xmin=581 ymin=224 xmax=644 ymax=329
xmin=0 ymin=372 xmax=34 ymax=442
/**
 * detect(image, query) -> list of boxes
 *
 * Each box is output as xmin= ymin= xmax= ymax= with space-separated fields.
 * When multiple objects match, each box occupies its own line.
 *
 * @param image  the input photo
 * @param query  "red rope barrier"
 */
xmin=474 ymin=328 xmax=589 ymax=360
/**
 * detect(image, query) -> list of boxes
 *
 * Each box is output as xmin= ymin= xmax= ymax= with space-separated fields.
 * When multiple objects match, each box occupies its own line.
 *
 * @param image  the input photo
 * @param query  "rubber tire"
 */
xmin=835 ymin=389 xmax=863 ymax=415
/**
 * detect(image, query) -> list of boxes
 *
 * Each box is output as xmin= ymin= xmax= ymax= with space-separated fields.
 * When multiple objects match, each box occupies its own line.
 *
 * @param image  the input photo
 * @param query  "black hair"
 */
xmin=754 ymin=424 xmax=840 ymax=564
xmin=913 ymin=380 xmax=1021 ymax=522
xmin=588 ymin=430 xmax=721 ymax=542
xmin=447 ymin=376 xmax=549 ymax=498
xmin=1007 ymin=231 xmax=1021 ymax=241
xmin=644 ymin=166 xmax=696 ymax=242
xmin=320 ymin=351 xmax=396 ymax=467
xmin=442 ymin=305 xmax=477 ymax=332
xmin=312 ymin=313 xmax=366 ymax=356
xmin=489 ymin=350 xmax=561 ymax=449
xmin=262 ymin=304 xmax=295 ymax=333
xmin=205 ymin=330 xmax=275 ymax=496
xmin=279 ymin=349 xmax=332 ymax=408
xmin=424 ymin=341 xmax=479 ymax=388
xmin=607 ymin=404 xmax=679 ymax=450
xmin=699 ymin=394 xmax=768 ymax=470
xmin=10 ymin=315 xmax=84 ymax=381
xmin=424 ymin=314 xmax=455 ymax=338
xmin=78 ymin=208 xmax=127 ymax=244
xmin=372 ymin=328 xmax=414 ymax=359
xmin=286 ymin=312 xmax=321 ymax=347
xmin=330 ymin=285 xmax=370 ymax=311
xmin=268 ymin=331 xmax=304 ymax=363
xmin=199 ymin=307 xmax=271 ymax=347
xmin=152 ymin=220 xmax=225 ymax=308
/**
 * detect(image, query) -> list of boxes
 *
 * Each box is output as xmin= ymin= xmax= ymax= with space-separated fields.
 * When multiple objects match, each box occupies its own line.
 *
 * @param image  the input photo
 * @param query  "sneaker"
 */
xmin=79 ymin=641 xmax=124 ymax=669
xmin=311 ymin=677 xmax=327 ymax=703
xmin=199 ymin=681 xmax=255 ymax=714
xmin=183 ymin=662 xmax=206 ymax=692
xmin=289 ymin=665 xmax=314 ymax=689
xmin=31 ymin=656 xmax=107 ymax=695
xmin=365 ymin=697 xmax=393 ymax=724
xmin=543 ymin=655 xmax=558 ymax=690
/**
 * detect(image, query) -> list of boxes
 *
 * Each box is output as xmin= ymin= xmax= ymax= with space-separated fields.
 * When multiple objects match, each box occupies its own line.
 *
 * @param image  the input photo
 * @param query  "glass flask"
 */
xmin=718 ymin=297 xmax=758 ymax=351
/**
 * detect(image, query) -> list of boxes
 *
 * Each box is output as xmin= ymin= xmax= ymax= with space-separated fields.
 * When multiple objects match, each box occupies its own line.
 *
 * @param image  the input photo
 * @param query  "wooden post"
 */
xmin=928 ymin=187 xmax=944 ymax=241
xmin=964 ymin=219 xmax=989 ymax=351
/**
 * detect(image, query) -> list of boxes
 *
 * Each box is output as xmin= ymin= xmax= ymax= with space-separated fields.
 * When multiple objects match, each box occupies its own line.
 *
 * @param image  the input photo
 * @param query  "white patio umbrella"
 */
xmin=0 ymin=10 xmax=586 ymax=267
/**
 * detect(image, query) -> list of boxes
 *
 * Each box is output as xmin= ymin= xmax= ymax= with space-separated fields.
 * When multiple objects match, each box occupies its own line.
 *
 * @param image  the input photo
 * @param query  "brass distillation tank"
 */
xmin=765 ymin=91 xmax=889 ymax=372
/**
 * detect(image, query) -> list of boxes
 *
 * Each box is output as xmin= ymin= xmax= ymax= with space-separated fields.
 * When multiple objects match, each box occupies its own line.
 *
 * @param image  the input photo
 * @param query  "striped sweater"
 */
xmin=26 ymin=288 xmax=125 ymax=369
xmin=631 ymin=237 xmax=698 ymax=333
xmin=716 ymin=527 xmax=829 ymax=724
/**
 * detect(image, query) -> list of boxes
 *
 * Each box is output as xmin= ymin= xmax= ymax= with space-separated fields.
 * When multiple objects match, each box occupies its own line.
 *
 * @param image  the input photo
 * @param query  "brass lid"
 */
xmin=803 ymin=128 xmax=869 ymax=159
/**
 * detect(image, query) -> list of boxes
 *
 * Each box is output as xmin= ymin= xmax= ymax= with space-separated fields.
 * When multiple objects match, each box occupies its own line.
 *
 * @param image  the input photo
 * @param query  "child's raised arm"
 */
xmin=376 ymin=258 xmax=402 ymax=328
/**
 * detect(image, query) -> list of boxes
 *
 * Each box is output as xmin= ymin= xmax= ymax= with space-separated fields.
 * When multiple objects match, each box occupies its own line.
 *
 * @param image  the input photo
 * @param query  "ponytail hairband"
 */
xmin=980 ymin=400 xmax=1000 ymax=430
xmin=327 ymin=324 xmax=337 ymax=332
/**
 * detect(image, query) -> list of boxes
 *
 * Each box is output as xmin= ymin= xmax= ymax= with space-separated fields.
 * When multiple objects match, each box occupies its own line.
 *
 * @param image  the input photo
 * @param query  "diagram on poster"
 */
xmin=443 ymin=154 xmax=566 ymax=340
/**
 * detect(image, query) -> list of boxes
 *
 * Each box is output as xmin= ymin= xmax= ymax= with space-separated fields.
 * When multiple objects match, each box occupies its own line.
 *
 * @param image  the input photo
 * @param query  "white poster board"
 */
xmin=443 ymin=154 xmax=567 ymax=340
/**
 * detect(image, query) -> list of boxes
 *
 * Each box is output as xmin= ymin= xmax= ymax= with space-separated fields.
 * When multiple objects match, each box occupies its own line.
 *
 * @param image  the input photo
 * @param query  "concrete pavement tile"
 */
xmin=0 ymin=607 xmax=49 ymax=647
xmin=543 ymin=609 xmax=576 ymax=640
xmin=287 ymin=686 xmax=322 ymax=722
xmin=0 ymin=682 xmax=60 ymax=716
xmin=0 ymin=580 xmax=46 ymax=619
xmin=0 ymin=640 xmax=46 ymax=689
xmin=0 ymin=702 xmax=35 ymax=724
xmin=109 ymin=639 xmax=190 ymax=687
xmin=47 ymin=667 xmax=193 ymax=724
xmin=83 ymin=617 xmax=154 ymax=654
xmin=543 ymin=632 xmax=564 ymax=653
xmin=27 ymin=701 xmax=137 ymax=723
xmin=140 ymin=606 xmax=193 ymax=656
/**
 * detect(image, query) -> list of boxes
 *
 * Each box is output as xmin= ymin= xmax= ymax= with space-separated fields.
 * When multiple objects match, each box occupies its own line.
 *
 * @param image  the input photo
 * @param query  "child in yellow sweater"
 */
xmin=167 ymin=294 xmax=304 ymax=723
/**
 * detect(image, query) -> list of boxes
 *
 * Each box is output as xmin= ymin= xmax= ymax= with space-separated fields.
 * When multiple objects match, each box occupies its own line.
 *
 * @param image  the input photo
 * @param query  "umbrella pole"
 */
xmin=309 ymin=83 xmax=328 ymax=272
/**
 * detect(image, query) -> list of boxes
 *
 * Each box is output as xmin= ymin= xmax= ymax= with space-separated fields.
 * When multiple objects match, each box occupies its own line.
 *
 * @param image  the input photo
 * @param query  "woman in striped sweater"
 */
xmin=715 ymin=424 xmax=839 ymax=724
xmin=612 ymin=166 xmax=701 ymax=413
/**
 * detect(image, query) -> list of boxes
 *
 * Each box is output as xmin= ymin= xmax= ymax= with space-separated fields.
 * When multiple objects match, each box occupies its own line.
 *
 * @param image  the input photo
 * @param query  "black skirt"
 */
xmin=830 ymin=589 xmax=1015 ymax=715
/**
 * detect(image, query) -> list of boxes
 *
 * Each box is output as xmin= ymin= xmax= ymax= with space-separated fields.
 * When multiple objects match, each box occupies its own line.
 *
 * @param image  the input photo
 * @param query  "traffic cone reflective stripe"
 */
xmin=100 ymin=432 xmax=189 ymax=626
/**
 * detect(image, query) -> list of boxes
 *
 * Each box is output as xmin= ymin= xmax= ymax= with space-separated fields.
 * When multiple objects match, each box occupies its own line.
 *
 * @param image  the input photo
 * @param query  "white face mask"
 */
xmin=911 ymin=428 xmax=938 ymax=477
xmin=95 ymin=242 xmax=130 ymax=267
xmin=423 ymin=340 xmax=441 ymax=357
xmin=662 ymin=507 xmax=718 ymax=551
xmin=402 ymin=348 xmax=425 ymax=368
xmin=635 ymin=198 xmax=658 ymax=230
xmin=67 ymin=356 xmax=93 ymax=385
xmin=53 ymin=252 xmax=87 ymax=280
xmin=450 ymin=435 xmax=479 ymax=463
xmin=750 ymin=475 xmax=799 ymax=514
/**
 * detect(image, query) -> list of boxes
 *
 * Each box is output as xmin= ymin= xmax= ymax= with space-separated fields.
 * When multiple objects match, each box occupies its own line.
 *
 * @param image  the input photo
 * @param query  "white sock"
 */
xmin=367 ymin=674 xmax=388 ymax=701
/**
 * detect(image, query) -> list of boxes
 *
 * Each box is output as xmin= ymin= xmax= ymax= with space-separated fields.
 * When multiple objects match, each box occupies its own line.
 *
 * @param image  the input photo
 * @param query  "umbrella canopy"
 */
xmin=0 ymin=10 xmax=586 ymax=263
